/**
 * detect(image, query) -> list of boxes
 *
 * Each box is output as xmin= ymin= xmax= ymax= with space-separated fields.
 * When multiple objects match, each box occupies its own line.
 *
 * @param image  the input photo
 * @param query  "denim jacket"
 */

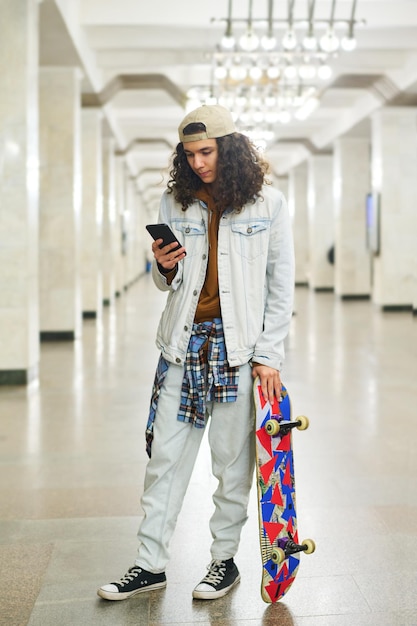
xmin=151 ymin=184 xmax=295 ymax=372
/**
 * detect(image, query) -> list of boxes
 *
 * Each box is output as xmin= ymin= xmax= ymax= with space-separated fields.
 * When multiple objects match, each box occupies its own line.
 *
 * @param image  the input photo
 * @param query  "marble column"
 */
xmin=81 ymin=109 xmax=103 ymax=318
xmin=125 ymin=179 xmax=147 ymax=286
xmin=274 ymin=174 xmax=289 ymax=201
xmin=39 ymin=68 xmax=82 ymax=340
xmin=288 ymin=163 xmax=309 ymax=286
xmin=136 ymin=189 xmax=147 ymax=276
xmin=114 ymin=156 xmax=126 ymax=296
xmin=371 ymin=108 xmax=417 ymax=310
xmin=120 ymin=169 xmax=132 ymax=290
xmin=333 ymin=136 xmax=371 ymax=299
xmin=125 ymin=177 xmax=139 ymax=286
xmin=0 ymin=0 xmax=39 ymax=384
xmin=307 ymin=154 xmax=335 ymax=291
xmin=102 ymin=138 xmax=116 ymax=306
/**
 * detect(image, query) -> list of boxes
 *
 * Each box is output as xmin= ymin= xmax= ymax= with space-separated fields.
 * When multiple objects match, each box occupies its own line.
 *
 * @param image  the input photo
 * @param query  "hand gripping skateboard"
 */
xmin=253 ymin=377 xmax=315 ymax=603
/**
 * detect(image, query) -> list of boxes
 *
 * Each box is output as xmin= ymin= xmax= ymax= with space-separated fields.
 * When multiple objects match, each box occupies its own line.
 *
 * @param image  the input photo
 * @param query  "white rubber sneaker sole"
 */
xmin=97 ymin=580 xmax=167 ymax=601
xmin=192 ymin=574 xmax=241 ymax=600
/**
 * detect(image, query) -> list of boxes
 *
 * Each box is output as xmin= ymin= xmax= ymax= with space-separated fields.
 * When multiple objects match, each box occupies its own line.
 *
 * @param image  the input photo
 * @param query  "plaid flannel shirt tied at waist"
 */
xmin=145 ymin=318 xmax=239 ymax=457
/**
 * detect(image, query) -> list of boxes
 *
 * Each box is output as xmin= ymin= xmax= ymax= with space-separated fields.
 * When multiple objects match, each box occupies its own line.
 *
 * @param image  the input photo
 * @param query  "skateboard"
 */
xmin=253 ymin=377 xmax=315 ymax=603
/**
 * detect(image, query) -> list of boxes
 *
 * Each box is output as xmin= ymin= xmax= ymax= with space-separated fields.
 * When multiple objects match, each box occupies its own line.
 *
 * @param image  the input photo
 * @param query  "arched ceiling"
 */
xmin=39 ymin=0 xmax=417 ymax=177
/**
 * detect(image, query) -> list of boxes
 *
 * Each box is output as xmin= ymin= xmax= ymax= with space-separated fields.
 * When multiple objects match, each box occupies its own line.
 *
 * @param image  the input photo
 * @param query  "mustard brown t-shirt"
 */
xmin=194 ymin=186 xmax=222 ymax=323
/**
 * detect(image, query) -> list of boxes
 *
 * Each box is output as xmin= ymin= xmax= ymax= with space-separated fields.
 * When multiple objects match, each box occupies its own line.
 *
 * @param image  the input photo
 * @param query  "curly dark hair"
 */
xmin=167 ymin=132 xmax=270 ymax=213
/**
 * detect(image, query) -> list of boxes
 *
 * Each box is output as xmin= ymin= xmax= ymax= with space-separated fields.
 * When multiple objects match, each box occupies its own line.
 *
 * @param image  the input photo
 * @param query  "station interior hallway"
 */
xmin=1 ymin=275 xmax=416 ymax=626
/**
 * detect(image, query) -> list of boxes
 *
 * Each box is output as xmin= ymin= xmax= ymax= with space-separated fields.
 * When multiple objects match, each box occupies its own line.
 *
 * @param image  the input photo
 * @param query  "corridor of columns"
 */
xmin=1 ymin=276 xmax=416 ymax=626
xmin=2 ymin=2 xmax=417 ymax=625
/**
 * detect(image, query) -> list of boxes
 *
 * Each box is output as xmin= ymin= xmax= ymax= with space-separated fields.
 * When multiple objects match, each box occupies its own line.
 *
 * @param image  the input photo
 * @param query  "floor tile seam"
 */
xmin=148 ymin=623 xmax=213 ymax=626
xmin=0 ymin=515 xmax=141 ymax=523
xmin=0 ymin=532 xmax=141 ymax=542
xmin=279 ymin=572 xmax=371 ymax=581
xmin=148 ymin=622 xmax=268 ymax=626
xmin=349 ymin=572 xmax=374 ymax=614
xmin=148 ymin=613 xmax=416 ymax=626
xmin=0 ymin=512 xmax=143 ymax=523
xmin=352 ymin=567 xmax=417 ymax=596
xmin=0 ymin=515 xmax=140 ymax=528
xmin=32 ymin=596 xmax=95 ymax=607
xmin=293 ymin=530 xmax=392 ymax=539
xmin=148 ymin=619 xmax=269 ymax=626
xmin=0 ymin=534 xmax=141 ymax=543
xmin=0 ymin=536 xmax=141 ymax=549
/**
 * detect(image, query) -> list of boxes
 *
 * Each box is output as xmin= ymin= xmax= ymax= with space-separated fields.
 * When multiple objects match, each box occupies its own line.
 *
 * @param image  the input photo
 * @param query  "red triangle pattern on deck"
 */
xmin=279 ymin=562 xmax=289 ymax=580
xmin=271 ymin=483 xmax=283 ymax=506
xmin=257 ymin=385 xmax=267 ymax=409
xmin=260 ymin=456 xmax=276 ymax=484
xmin=264 ymin=574 xmax=296 ymax=602
xmin=278 ymin=432 xmax=291 ymax=452
xmin=256 ymin=427 xmax=272 ymax=457
xmin=263 ymin=521 xmax=284 ymax=543
xmin=283 ymin=460 xmax=292 ymax=486
xmin=271 ymin=396 xmax=280 ymax=414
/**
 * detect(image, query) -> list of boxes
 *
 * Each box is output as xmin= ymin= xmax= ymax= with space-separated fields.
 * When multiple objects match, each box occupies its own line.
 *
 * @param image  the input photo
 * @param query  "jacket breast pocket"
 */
xmin=172 ymin=220 xmax=206 ymax=258
xmin=230 ymin=220 xmax=269 ymax=260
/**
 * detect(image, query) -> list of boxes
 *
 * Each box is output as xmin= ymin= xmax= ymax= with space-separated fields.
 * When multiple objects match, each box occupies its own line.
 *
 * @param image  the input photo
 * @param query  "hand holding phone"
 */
xmin=146 ymin=223 xmax=185 ymax=253
xmin=146 ymin=223 xmax=187 ymax=272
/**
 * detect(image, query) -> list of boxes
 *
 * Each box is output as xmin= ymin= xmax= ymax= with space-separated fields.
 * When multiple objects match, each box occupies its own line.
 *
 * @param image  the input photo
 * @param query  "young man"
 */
xmin=98 ymin=104 xmax=295 ymax=601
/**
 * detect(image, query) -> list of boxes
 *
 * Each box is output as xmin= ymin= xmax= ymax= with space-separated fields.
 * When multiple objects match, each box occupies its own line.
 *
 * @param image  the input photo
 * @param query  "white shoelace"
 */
xmin=117 ymin=567 xmax=141 ymax=587
xmin=203 ymin=560 xmax=226 ymax=585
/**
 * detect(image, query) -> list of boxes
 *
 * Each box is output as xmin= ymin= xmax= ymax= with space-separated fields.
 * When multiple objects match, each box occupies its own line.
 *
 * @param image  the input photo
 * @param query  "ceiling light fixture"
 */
xmin=220 ymin=0 xmax=235 ymax=50
xmin=282 ymin=0 xmax=298 ymax=50
xmin=302 ymin=0 xmax=318 ymax=50
xmin=260 ymin=0 xmax=277 ymax=51
xmin=214 ymin=0 xmax=362 ymax=56
xmin=320 ymin=0 xmax=340 ymax=52
xmin=341 ymin=0 xmax=358 ymax=50
xmin=239 ymin=0 xmax=259 ymax=52
xmin=192 ymin=0 xmax=365 ymax=144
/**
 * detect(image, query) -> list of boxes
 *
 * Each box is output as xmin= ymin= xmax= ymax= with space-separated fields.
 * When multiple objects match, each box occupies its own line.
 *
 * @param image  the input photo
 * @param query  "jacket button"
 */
xmin=193 ymin=290 xmax=198 ymax=296
xmin=184 ymin=325 xmax=188 ymax=331
xmin=175 ymin=358 xmax=181 ymax=363
xmin=247 ymin=226 xmax=253 ymax=233
xmin=185 ymin=227 xmax=190 ymax=233
xmin=202 ymin=254 xmax=207 ymax=260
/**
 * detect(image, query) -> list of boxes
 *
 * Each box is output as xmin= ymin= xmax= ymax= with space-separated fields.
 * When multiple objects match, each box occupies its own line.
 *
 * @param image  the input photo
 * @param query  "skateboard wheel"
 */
xmin=296 ymin=415 xmax=309 ymax=431
xmin=271 ymin=548 xmax=285 ymax=564
xmin=302 ymin=539 xmax=316 ymax=554
xmin=265 ymin=419 xmax=280 ymax=436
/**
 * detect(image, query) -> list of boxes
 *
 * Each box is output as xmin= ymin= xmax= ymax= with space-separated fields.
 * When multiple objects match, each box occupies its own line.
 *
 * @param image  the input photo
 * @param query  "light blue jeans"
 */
xmin=135 ymin=361 xmax=255 ymax=573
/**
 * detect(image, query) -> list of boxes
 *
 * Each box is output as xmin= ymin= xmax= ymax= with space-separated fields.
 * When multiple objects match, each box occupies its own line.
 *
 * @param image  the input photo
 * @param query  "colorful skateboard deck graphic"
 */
xmin=254 ymin=378 xmax=314 ymax=603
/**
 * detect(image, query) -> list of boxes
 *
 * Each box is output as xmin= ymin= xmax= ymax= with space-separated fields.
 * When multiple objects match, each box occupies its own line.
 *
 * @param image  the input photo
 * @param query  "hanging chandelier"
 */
xmin=217 ymin=0 xmax=360 ymax=55
xmin=187 ymin=0 xmax=363 ymax=146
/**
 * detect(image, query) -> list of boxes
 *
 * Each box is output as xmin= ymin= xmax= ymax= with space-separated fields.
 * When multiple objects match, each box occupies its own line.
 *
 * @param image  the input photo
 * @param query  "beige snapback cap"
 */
xmin=178 ymin=104 xmax=236 ymax=143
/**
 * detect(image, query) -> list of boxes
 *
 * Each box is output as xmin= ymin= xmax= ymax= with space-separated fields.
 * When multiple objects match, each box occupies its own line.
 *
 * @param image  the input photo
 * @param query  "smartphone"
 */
xmin=146 ymin=223 xmax=186 ymax=255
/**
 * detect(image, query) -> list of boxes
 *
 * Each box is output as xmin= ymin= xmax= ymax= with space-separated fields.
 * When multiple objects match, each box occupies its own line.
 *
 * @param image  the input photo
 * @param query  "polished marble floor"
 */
xmin=1 ymin=275 xmax=417 ymax=626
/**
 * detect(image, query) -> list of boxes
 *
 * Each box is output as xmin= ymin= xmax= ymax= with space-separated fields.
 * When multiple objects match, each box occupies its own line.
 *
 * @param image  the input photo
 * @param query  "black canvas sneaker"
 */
xmin=192 ymin=558 xmax=240 ymax=600
xmin=97 ymin=566 xmax=167 ymax=601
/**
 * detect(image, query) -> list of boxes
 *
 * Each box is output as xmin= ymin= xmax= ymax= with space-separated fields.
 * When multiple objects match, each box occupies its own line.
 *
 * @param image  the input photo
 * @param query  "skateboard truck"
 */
xmin=265 ymin=414 xmax=309 ymax=436
xmin=271 ymin=535 xmax=316 ymax=565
